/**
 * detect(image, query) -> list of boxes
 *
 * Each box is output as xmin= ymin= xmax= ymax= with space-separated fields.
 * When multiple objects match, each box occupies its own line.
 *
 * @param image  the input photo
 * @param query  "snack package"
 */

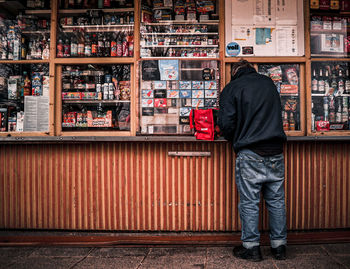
xmin=285 ymin=67 xmax=299 ymax=85
xmin=159 ymin=60 xmax=179 ymax=80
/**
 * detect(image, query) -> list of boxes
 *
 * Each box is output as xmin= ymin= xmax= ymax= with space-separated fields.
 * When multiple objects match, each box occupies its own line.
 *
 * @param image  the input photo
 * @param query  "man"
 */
xmin=218 ymin=59 xmax=287 ymax=262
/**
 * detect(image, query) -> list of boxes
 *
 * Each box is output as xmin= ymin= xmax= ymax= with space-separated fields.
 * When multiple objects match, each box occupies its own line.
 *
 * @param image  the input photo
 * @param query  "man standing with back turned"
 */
xmin=218 ymin=59 xmax=287 ymax=262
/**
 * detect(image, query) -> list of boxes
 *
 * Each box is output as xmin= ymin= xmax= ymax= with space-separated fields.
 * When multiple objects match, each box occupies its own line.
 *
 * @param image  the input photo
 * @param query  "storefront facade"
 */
xmin=0 ymin=0 xmax=349 ymax=236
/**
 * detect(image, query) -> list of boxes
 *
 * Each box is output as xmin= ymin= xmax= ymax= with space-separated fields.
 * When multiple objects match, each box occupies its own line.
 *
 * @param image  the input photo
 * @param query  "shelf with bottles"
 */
xmin=311 ymin=61 xmax=350 ymax=132
xmin=0 ymin=8 xmax=51 ymax=61
xmin=57 ymin=7 xmax=134 ymax=58
xmin=61 ymin=64 xmax=131 ymax=131
xmin=140 ymin=0 xmax=219 ymax=58
xmin=257 ymin=64 xmax=302 ymax=132
xmin=0 ymin=63 xmax=50 ymax=133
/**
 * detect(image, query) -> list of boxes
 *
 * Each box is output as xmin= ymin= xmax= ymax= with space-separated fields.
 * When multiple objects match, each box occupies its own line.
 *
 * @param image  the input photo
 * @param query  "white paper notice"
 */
xmin=231 ymin=0 xmax=254 ymax=25
xmin=253 ymin=0 xmax=276 ymax=26
xmin=276 ymin=0 xmax=298 ymax=25
xmin=276 ymin=26 xmax=298 ymax=56
xmin=24 ymin=96 xmax=49 ymax=132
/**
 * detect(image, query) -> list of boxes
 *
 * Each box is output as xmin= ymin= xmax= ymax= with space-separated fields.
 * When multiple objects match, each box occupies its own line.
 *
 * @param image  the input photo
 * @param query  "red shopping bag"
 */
xmin=190 ymin=108 xmax=218 ymax=141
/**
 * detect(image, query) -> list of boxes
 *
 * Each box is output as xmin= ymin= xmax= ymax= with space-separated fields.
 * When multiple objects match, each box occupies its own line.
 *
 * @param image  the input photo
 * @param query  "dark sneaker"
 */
xmin=233 ymin=245 xmax=262 ymax=262
xmin=271 ymin=245 xmax=286 ymax=260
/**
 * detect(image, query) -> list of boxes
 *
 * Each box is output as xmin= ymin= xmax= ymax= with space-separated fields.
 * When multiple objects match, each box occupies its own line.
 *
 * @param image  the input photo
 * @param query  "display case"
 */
xmin=139 ymin=59 xmax=219 ymax=134
xmin=258 ymin=64 xmax=302 ymax=132
xmin=310 ymin=1 xmax=350 ymax=57
xmin=310 ymin=61 xmax=350 ymax=133
xmin=59 ymin=64 xmax=131 ymax=133
xmin=140 ymin=0 xmax=219 ymax=58
xmin=0 ymin=0 xmax=52 ymax=135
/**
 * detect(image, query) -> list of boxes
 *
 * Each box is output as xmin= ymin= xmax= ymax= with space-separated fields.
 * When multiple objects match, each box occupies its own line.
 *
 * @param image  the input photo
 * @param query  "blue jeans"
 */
xmin=235 ymin=149 xmax=287 ymax=249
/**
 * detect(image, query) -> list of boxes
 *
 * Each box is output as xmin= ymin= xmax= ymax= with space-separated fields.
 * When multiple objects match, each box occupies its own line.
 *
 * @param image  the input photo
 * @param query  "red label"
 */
xmin=316 ymin=120 xmax=330 ymax=131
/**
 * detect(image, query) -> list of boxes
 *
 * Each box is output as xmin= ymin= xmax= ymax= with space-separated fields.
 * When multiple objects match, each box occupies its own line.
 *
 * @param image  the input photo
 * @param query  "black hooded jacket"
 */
xmin=218 ymin=66 xmax=287 ymax=155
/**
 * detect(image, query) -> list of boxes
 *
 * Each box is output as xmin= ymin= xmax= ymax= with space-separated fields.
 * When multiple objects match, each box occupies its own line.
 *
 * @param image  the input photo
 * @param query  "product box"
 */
xmin=154 ymin=98 xmax=167 ymax=107
xmin=192 ymin=98 xmax=204 ymax=108
xmin=280 ymin=85 xmax=298 ymax=94
xmin=167 ymin=90 xmax=179 ymax=98
xmin=205 ymin=80 xmax=217 ymax=89
xmin=204 ymin=89 xmax=217 ymax=98
xmin=179 ymin=81 xmax=191 ymax=89
xmin=142 ymin=89 xmax=154 ymax=98
xmin=8 ymin=76 xmax=21 ymax=100
xmin=192 ymin=81 xmax=204 ymax=89
xmin=179 ymin=89 xmax=192 ymax=98
xmin=8 ymin=115 xmax=17 ymax=132
xmin=204 ymin=98 xmax=217 ymax=107
xmin=87 ymin=110 xmax=112 ymax=127
xmin=154 ymin=80 xmax=167 ymax=89
xmin=81 ymin=92 xmax=98 ymax=100
xmin=142 ymin=99 xmax=154 ymax=107
xmin=316 ymin=120 xmax=330 ymax=131
xmin=62 ymin=112 xmax=77 ymax=128
xmin=62 ymin=92 xmax=82 ymax=100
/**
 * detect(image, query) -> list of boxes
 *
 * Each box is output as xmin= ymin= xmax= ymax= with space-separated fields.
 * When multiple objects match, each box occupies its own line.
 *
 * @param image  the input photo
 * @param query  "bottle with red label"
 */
xmin=104 ymin=33 xmax=111 ymax=57
xmin=127 ymin=32 xmax=134 ymax=57
xmin=116 ymin=33 xmax=123 ymax=57
xmin=122 ymin=33 xmax=128 ymax=57
xmin=91 ymin=34 xmax=98 ymax=57
xmin=63 ymin=39 xmax=71 ymax=57
xmin=57 ymin=39 xmax=64 ymax=58
xmin=111 ymin=33 xmax=117 ymax=56
xmin=104 ymin=0 xmax=111 ymax=8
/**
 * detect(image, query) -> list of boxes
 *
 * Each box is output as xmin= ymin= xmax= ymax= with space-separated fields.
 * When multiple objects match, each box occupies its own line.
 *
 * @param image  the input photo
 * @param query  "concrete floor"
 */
xmin=0 ymin=243 xmax=350 ymax=269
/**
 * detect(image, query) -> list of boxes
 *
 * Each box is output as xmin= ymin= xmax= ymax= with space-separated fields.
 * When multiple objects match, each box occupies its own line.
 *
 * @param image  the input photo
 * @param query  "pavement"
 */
xmin=1 ymin=243 xmax=350 ymax=269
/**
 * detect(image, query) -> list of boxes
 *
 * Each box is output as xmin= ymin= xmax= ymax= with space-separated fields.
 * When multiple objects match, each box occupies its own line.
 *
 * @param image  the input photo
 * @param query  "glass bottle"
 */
xmin=289 ymin=112 xmax=295 ymax=130
xmin=23 ymin=71 xmax=31 ymax=96
xmin=84 ymin=34 xmax=91 ymax=57
xmin=283 ymin=111 xmax=289 ymax=131
xmin=337 ymin=69 xmax=345 ymax=95
xmin=318 ymin=68 xmax=325 ymax=94
xmin=91 ymin=34 xmax=98 ymax=57
xmin=311 ymin=69 xmax=318 ymax=93
xmin=57 ymin=38 xmax=64 ymax=58
xmin=63 ymin=38 xmax=71 ymax=57
xmin=345 ymin=69 xmax=350 ymax=94
xmin=70 ymin=35 xmax=78 ymax=57
xmin=78 ymin=32 xmax=85 ymax=57
xmin=324 ymin=69 xmax=330 ymax=95
xmin=97 ymin=33 xmax=104 ymax=57
xmin=330 ymin=70 xmax=338 ymax=95
xmin=104 ymin=33 xmax=111 ymax=57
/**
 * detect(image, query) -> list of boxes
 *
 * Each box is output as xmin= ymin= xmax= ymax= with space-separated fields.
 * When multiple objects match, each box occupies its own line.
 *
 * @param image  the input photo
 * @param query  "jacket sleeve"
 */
xmin=218 ymin=86 xmax=236 ymax=141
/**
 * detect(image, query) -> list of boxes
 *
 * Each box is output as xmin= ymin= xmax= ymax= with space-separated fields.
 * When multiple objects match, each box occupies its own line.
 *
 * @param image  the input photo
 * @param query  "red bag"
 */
xmin=190 ymin=108 xmax=218 ymax=141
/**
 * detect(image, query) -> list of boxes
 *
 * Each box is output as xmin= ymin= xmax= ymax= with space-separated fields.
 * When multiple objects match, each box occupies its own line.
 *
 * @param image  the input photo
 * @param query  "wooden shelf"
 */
xmin=58 ymin=8 xmax=134 ymax=14
xmin=62 ymin=100 xmax=131 ymax=104
xmin=310 ymin=57 xmax=350 ymax=61
xmin=224 ymin=57 xmax=307 ymax=63
xmin=0 ymin=60 xmax=49 ymax=64
xmin=24 ymin=9 xmax=51 ymax=15
xmin=140 ymin=57 xmax=219 ymax=59
xmin=54 ymin=57 xmax=134 ymax=64
xmin=142 ymin=45 xmax=218 ymax=48
xmin=143 ymin=20 xmax=219 ymax=25
xmin=311 ymin=53 xmax=349 ymax=57
xmin=61 ymin=24 xmax=134 ymax=32
xmin=22 ymin=30 xmax=50 ymax=34
xmin=312 ymin=94 xmax=350 ymax=97
xmin=141 ymin=32 xmax=218 ymax=35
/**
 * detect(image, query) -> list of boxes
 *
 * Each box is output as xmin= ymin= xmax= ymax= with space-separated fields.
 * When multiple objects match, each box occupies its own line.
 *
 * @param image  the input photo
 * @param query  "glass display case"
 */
xmin=258 ymin=64 xmax=301 ymax=132
xmin=61 ymin=64 xmax=131 ymax=131
xmin=140 ymin=0 xmax=219 ymax=58
xmin=139 ymin=59 xmax=219 ymax=134
xmin=0 ymin=1 xmax=51 ymax=61
xmin=0 ymin=63 xmax=50 ymax=132
xmin=310 ymin=61 xmax=350 ymax=132
xmin=310 ymin=1 xmax=350 ymax=57
xmin=57 ymin=0 xmax=134 ymax=58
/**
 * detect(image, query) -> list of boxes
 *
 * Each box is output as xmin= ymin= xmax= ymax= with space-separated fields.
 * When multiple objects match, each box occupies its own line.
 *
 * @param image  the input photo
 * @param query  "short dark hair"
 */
xmin=231 ymin=59 xmax=253 ymax=76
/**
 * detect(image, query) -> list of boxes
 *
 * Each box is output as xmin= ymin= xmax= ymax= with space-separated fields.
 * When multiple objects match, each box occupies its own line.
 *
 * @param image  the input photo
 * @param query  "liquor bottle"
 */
xmin=122 ymin=33 xmax=128 ymax=57
xmin=289 ymin=112 xmax=295 ymax=130
xmin=336 ymin=101 xmax=342 ymax=123
xmin=68 ymin=0 xmax=75 ymax=8
xmin=324 ymin=69 xmax=330 ymax=95
xmin=283 ymin=111 xmax=289 ymax=131
xmin=84 ymin=34 xmax=91 ymax=57
xmin=116 ymin=33 xmax=122 ymax=57
xmin=57 ymin=38 xmax=64 ymax=57
xmin=70 ymin=35 xmax=78 ymax=57
xmin=311 ymin=102 xmax=316 ymax=131
xmin=338 ymin=69 xmax=345 ymax=95
xmin=110 ymin=34 xmax=117 ymax=56
xmin=108 ymin=80 xmax=114 ymax=100
xmin=63 ymin=38 xmax=71 ymax=57
xmin=330 ymin=70 xmax=338 ymax=95
xmin=323 ymin=96 xmax=329 ymax=121
xmin=78 ymin=32 xmax=85 ymax=57
xmin=20 ymin=37 xmax=27 ymax=60
xmin=329 ymin=96 xmax=336 ymax=122
xmin=97 ymin=33 xmax=104 ymax=57
xmin=342 ymin=97 xmax=348 ymax=123
xmin=91 ymin=34 xmax=98 ymax=57
xmin=76 ymin=0 xmax=83 ymax=8
xmin=104 ymin=34 xmax=111 ymax=57
xmin=98 ymin=0 xmax=103 ymax=8
xmin=104 ymin=0 xmax=111 ymax=7
xmin=103 ymin=79 xmax=109 ymax=100
xmin=23 ymin=71 xmax=31 ymax=96
xmin=96 ymin=74 xmax=102 ymax=100
xmin=345 ymin=69 xmax=350 ymax=94
xmin=128 ymin=32 xmax=133 ymax=57
xmin=318 ymin=68 xmax=325 ymax=94
xmin=311 ymin=69 xmax=318 ymax=93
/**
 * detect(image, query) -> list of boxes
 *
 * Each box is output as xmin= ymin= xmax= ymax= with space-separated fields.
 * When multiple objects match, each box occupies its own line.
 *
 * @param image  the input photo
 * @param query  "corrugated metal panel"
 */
xmin=0 ymin=142 xmax=349 ymax=231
